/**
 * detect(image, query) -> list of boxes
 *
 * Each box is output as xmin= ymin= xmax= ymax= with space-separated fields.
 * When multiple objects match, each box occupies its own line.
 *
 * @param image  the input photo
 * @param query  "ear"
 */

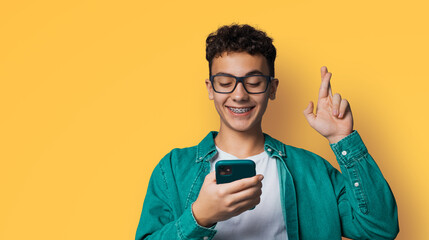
xmin=205 ymin=79 xmax=214 ymax=100
xmin=269 ymin=78 xmax=279 ymax=100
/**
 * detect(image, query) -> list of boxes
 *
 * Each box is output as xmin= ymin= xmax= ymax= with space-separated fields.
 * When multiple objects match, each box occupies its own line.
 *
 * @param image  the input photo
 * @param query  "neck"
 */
xmin=214 ymin=124 xmax=265 ymax=159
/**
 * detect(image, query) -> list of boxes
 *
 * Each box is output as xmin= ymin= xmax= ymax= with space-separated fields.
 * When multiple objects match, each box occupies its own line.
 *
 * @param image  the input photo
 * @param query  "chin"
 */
xmin=226 ymin=121 xmax=258 ymax=133
xmin=231 ymin=127 xmax=251 ymax=132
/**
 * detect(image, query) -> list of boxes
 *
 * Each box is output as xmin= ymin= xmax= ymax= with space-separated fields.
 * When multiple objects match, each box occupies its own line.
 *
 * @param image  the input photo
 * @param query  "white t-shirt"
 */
xmin=210 ymin=146 xmax=288 ymax=240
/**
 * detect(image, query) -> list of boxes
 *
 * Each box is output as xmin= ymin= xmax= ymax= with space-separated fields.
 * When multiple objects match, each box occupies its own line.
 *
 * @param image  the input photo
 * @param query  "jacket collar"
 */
xmin=195 ymin=131 xmax=287 ymax=162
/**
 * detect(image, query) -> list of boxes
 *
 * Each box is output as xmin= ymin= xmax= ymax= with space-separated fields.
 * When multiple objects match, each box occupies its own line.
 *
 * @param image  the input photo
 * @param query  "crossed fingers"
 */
xmin=318 ymin=66 xmax=349 ymax=119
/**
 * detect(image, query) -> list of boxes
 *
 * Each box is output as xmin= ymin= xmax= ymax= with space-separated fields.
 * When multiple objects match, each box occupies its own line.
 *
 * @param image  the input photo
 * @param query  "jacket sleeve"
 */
xmin=135 ymin=152 xmax=217 ymax=240
xmin=327 ymin=130 xmax=399 ymax=240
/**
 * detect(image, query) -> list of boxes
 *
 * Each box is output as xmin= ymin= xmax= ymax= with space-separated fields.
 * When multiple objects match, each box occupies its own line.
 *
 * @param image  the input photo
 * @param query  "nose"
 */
xmin=231 ymin=82 xmax=249 ymax=101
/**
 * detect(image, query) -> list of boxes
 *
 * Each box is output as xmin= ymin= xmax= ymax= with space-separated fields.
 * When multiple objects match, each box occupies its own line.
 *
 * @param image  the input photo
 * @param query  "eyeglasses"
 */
xmin=209 ymin=73 xmax=274 ymax=94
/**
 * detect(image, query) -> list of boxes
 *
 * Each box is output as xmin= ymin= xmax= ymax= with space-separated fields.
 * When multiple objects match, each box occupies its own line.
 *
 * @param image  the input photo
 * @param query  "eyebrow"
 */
xmin=215 ymin=70 xmax=265 ymax=76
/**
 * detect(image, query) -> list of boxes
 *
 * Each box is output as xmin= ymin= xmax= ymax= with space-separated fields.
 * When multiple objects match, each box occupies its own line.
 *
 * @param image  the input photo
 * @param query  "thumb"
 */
xmin=303 ymin=101 xmax=316 ymax=124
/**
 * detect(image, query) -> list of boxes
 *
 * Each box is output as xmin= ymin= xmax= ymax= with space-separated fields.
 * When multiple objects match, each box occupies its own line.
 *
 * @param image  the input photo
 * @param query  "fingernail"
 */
xmin=338 ymin=112 xmax=343 ymax=118
xmin=258 ymin=175 xmax=264 ymax=181
xmin=333 ymin=109 xmax=338 ymax=116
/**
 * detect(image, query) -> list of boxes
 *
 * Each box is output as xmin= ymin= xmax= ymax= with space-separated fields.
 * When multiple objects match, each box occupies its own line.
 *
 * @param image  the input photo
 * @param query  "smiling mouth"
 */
xmin=227 ymin=106 xmax=255 ymax=114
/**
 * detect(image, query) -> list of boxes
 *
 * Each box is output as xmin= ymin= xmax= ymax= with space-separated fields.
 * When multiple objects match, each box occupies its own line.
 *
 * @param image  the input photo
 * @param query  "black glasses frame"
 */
xmin=209 ymin=73 xmax=274 ymax=94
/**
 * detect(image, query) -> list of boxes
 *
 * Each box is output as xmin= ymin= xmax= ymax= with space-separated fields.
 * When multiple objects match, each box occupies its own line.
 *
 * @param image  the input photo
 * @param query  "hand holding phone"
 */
xmin=192 ymin=162 xmax=263 ymax=228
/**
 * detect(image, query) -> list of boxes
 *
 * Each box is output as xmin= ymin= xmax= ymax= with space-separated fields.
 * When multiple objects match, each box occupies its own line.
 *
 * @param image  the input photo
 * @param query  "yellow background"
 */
xmin=1 ymin=0 xmax=428 ymax=239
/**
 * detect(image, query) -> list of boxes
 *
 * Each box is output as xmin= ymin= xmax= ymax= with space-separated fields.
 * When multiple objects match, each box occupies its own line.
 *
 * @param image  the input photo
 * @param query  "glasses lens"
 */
xmin=212 ymin=75 xmax=236 ymax=93
xmin=244 ymin=76 xmax=268 ymax=93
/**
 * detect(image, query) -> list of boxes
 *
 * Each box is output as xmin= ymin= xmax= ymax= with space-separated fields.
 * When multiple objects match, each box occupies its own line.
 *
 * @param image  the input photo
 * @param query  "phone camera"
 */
xmin=219 ymin=165 xmax=232 ymax=176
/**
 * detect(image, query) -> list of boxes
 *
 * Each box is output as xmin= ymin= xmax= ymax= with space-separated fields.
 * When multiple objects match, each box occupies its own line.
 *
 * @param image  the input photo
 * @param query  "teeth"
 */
xmin=228 ymin=107 xmax=252 ymax=113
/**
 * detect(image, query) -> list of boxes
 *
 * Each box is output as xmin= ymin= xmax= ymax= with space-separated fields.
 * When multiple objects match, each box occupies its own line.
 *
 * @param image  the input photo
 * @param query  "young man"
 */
xmin=136 ymin=24 xmax=399 ymax=240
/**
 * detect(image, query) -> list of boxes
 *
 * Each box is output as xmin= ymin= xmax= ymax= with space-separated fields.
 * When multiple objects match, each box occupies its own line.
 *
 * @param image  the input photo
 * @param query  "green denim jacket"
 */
xmin=136 ymin=130 xmax=399 ymax=240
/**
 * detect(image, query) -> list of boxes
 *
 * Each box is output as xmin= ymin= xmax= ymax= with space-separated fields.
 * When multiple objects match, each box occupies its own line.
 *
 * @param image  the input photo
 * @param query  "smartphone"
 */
xmin=215 ymin=160 xmax=256 ymax=184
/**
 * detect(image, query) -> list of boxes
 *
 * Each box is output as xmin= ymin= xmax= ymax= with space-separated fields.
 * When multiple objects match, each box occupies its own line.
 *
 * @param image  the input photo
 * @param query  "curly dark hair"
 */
xmin=206 ymin=24 xmax=277 ymax=77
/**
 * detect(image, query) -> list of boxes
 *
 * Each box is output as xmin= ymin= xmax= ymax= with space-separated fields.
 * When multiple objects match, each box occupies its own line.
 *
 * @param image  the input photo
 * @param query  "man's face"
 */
xmin=205 ymin=51 xmax=279 ymax=133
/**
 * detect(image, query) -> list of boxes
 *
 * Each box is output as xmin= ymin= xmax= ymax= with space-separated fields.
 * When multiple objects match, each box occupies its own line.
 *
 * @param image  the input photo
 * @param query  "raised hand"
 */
xmin=303 ymin=66 xmax=354 ymax=144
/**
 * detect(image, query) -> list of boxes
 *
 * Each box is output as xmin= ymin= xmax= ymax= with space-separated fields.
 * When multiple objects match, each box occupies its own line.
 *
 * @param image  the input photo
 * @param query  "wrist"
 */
xmin=327 ymin=131 xmax=353 ymax=144
xmin=192 ymin=201 xmax=215 ymax=228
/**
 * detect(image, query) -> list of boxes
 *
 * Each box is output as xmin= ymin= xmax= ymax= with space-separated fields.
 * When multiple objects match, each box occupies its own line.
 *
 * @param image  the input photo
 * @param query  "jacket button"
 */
xmin=267 ymin=148 xmax=272 ymax=152
xmin=341 ymin=150 xmax=347 ymax=156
